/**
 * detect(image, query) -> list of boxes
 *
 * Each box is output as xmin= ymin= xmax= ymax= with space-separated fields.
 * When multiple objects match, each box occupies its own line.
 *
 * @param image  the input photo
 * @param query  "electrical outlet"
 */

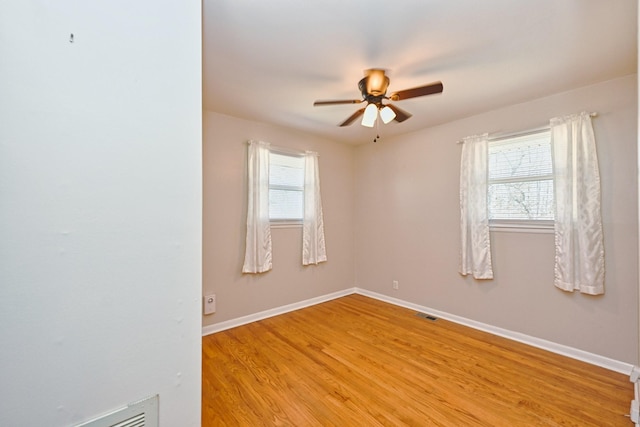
xmin=204 ymin=294 xmax=216 ymax=315
xmin=392 ymin=280 xmax=399 ymax=290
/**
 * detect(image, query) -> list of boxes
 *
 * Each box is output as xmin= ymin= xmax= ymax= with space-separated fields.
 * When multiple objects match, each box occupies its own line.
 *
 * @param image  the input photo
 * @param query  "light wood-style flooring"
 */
xmin=202 ymin=294 xmax=632 ymax=426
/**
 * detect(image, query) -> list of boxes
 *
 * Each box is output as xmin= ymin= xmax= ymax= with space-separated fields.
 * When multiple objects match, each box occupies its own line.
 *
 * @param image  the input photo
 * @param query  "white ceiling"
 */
xmin=203 ymin=0 xmax=637 ymax=145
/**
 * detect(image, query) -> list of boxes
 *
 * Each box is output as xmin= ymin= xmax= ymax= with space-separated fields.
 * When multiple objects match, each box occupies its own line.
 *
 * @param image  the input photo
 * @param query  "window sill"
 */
xmin=270 ymin=220 xmax=303 ymax=229
xmin=490 ymin=220 xmax=554 ymax=234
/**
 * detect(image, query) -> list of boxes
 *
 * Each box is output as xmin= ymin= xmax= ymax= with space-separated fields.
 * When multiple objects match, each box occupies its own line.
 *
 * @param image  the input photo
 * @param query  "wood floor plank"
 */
xmin=202 ymin=294 xmax=633 ymax=426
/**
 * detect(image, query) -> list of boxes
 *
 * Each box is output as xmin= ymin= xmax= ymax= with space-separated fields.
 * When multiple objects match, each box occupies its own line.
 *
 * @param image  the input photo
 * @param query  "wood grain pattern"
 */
xmin=202 ymin=294 xmax=632 ymax=426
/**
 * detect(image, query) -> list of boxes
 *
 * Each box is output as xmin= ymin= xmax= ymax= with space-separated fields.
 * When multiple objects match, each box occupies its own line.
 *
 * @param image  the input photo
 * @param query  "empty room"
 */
xmin=202 ymin=1 xmax=639 ymax=426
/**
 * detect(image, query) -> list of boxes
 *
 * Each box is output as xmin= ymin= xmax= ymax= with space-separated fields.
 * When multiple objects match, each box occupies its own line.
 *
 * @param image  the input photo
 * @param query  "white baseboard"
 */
xmin=355 ymin=288 xmax=634 ymax=375
xmin=201 ymin=286 xmax=634 ymax=376
xmin=201 ymin=288 xmax=356 ymax=336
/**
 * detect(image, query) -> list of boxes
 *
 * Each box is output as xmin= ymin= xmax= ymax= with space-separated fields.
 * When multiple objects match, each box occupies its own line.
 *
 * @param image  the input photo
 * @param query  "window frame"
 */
xmin=268 ymin=148 xmax=305 ymax=227
xmin=487 ymin=129 xmax=554 ymax=233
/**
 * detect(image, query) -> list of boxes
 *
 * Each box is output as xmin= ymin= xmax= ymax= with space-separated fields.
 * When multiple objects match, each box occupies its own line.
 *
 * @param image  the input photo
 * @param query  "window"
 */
xmin=268 ymin=151 xmax=304 ymax=221
xmin=488 ymin=130 xmax=553 ymax=229
xmin=243 ymin=141 xmax=326 ymax=272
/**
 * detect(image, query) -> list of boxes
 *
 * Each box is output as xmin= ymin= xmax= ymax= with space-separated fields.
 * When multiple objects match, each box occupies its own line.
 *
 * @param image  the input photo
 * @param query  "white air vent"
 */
xmin=75 ymin=395 xmax=158 ymax=427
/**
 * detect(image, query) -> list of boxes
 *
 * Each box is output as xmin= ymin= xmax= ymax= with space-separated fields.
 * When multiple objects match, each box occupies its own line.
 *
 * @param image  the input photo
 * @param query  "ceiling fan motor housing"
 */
xmin=358 ymin=80 xmax=386 ymax=107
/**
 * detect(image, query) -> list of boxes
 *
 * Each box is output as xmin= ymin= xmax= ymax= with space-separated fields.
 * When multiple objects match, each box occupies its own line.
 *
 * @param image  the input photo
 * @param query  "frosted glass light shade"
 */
xmin=379 ymin=106 xmax=396 ymax=124
xmin=361 ymin=103 xmax=378 ymax=127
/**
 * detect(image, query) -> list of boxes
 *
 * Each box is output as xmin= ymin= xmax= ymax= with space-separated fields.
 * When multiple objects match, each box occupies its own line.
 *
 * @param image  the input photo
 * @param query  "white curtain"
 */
xmin=459 ymin=134 xmax=493 ymax=279
xmin=302 ymin=150 xmax=327 ymax=265
xmin=551 ymin=112 xmax=604 ymax=294
xmin=242 ymin=140 xmax=273 ymax=273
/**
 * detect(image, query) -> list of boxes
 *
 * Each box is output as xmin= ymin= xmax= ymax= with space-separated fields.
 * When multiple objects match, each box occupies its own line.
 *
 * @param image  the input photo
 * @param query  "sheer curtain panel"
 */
xmin=459 ymin=134 xmax=493 ymax=279
xmin=551 ymin=112 xmax=604 ymax=294
xmin=302 ymin=151 xmax=327 ymax=265
xmin=242 ymin=140 xmax=273 ymax=273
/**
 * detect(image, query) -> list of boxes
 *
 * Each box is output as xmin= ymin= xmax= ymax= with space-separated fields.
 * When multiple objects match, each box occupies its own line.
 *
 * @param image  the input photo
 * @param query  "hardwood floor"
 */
xmin=202 ymin=294 xmax=632 ymax=426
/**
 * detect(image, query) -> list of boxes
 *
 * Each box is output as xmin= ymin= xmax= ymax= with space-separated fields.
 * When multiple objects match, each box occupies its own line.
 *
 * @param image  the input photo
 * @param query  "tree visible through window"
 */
xmin=488 ymin=130 xmax=553 ymax=225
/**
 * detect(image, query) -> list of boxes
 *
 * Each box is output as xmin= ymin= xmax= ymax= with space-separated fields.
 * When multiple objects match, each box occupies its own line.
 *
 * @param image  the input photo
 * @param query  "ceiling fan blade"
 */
xmin=339 ymin=108 xmax=365 ymax=126
xmin=314 ymin=99 xmax=362 ymax=106
xmin=385 ymin=104 xmax=412 ymax=123
xmin=389 ymin=81 xmax=443 ymax=101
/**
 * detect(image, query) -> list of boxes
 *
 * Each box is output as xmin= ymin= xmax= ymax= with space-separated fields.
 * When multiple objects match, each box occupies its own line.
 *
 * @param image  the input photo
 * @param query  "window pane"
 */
xmin=488 ymin=130 xmax=554 ymax=223
xmin=268 ymin=152 xmax=304 ymax=221
xmin=270 ymin=153 xmax=304 ymax=188
xmin=269 ymin=188 xmax=303 ymax=220
xmin=489 ymin=132 xmax=552 ymax=180
xmin=488 ymin=179 xmax=554 ymax=220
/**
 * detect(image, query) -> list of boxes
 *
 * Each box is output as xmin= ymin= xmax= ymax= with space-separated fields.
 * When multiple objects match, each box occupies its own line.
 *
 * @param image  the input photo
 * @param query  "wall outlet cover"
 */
xmin=204 ymin=294 xmax=216 ymax=315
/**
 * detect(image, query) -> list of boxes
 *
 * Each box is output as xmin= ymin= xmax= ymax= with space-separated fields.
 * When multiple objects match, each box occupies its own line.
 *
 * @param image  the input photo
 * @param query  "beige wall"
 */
xmin=203 ymin=111 xmax=355 ymax=326
xmin=354 ymin=75 xmax=638 ymax=363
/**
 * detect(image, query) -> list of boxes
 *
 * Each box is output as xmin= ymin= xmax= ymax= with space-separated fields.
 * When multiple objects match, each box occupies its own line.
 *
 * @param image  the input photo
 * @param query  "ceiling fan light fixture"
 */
xmin=366 ymin=69 xmax=389 ymax=96
xmin=379 ymin=105 xmax=396 ymax=124
xmin=361 ymin=103 xmax=378 ymax=127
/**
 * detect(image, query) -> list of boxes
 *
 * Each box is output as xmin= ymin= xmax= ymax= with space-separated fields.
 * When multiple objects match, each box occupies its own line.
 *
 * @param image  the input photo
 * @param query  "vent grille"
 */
xmin=112 ymin=414 xmax=144 ymax=427
xmin=416 ymin=312 xmax=438 ymax=321
xmin=75 ymin=395 xmax=158 ymax=427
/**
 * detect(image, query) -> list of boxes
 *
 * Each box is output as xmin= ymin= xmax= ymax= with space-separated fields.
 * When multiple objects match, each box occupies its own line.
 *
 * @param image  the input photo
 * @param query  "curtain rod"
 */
xmin=456 ymin=112 xmax=598 ymax=144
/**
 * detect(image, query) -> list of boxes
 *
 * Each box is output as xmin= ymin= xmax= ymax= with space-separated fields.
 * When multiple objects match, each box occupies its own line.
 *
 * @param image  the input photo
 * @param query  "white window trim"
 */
xmin=269 ymin=146 xmax=305 ymax=158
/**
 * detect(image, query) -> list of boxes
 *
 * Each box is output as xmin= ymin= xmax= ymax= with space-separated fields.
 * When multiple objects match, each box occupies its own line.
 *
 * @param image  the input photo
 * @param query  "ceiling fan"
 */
xmin=313 ymin=69 xmax=443 ymax=127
